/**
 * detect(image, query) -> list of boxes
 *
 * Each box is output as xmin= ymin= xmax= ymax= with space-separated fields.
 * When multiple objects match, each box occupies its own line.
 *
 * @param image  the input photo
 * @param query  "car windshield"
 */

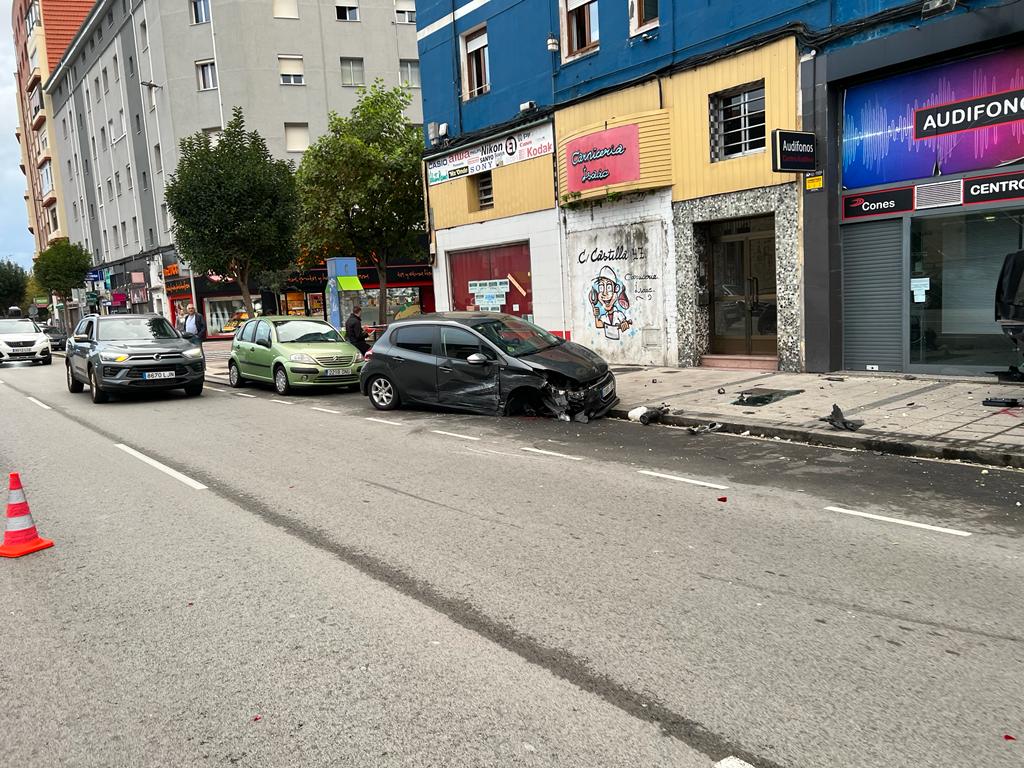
xmin=98 ymin=317 xmax=179 ymax=341
xmin=0 ymin=319 xmax=40 ymax=334
xmin=273 ymin=320 xmax=342 ymax=344
xmin=472 ymin=317 xmax=562 ymax=357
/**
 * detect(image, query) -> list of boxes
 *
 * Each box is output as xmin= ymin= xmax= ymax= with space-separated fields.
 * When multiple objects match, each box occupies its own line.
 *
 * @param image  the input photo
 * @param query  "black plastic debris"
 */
xmin=687 ymin=422 xmax=723 ymax=435
xmin=823 ymin=376 xmax=845 ymax=382
xmin=573 ymin=412 xmax=591 ymax=424
xmin=821 ymin=403 xmax=864 ymax=431
xmin=717 ymin=387 xmax=727 ymax=395
xmin=732 ymin=388 xmax=804 ymax=407
xmin=983 ymin=397 xmax=1023 ymax=408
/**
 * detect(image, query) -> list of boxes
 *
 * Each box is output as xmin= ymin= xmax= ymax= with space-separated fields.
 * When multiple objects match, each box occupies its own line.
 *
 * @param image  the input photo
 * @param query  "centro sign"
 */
xmin=842 ymin=187 xmax=915 ymax=219
xmin=565 ymin=124 xmax=641 ymax=194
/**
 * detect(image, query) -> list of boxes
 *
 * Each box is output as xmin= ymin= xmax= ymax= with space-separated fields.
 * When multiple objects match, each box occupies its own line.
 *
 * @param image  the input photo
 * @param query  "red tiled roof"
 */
xmin=39 ymin=0 xmax=96 ymax=72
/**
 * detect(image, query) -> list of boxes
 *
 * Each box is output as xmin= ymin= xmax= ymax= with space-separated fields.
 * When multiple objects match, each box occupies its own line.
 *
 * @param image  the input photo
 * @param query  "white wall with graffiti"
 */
xmin=563 ymin=190 xmax=678 ymax=367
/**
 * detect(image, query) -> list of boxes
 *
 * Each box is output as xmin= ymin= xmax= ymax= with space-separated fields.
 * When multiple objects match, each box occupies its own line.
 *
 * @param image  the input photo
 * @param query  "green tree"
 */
xmin=165 ymin=107 xmax=299 ymax=316
xmin=296 ymin=81 xmax=426 ymax=324
xmin=34 ymin=240 xmax=91 ymax=328
xmin=21 ymin=273 xmax=46 ymax=316
xmin=0 ymin=258 xmax=29 ymax=315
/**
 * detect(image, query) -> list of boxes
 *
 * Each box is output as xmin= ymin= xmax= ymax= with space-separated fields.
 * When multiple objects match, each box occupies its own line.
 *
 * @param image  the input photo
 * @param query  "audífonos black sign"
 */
xmin=914 ymin=88 xmax=1024 ymax=140
xmin=771 ymin=129 xmax=817 ymax=173
xmin=963 ymin=170 xmax=1024 ymax=205
xmin=842 ymin=186 xmax=915 ymax=219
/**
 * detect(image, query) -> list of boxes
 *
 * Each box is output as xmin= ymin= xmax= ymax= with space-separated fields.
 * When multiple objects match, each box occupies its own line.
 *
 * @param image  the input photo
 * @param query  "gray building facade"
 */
xmin=45 ymin=0 xmax=421 ymax=324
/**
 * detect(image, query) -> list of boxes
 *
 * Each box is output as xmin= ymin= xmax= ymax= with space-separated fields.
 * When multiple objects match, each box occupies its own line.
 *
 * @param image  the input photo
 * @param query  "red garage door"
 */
xmin=448 ymin=243 xmax=533 ymax=319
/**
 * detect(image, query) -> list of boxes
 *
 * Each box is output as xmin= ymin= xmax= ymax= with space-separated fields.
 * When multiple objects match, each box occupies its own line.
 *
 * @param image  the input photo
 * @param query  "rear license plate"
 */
xmin=143 ymin=371 xmax=176 ymax=380
xmin=325 ymin=367 xmax=352 ymax=377
xmin=601 ymin=381 xmax=614 ymax=398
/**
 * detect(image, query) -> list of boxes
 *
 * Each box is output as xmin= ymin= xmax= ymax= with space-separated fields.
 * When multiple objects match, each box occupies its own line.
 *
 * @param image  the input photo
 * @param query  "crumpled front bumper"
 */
xmin=543 ymin=372 xmax=618 ymax=421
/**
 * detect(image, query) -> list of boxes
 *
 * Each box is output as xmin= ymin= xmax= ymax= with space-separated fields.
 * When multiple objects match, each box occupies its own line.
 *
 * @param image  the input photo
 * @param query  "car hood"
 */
xmin=101 ymin=339 xmax=196 ymax=355
xmin=0 ymin=333 xmax=47 ymax=344
xmin=517 ymin=341 xmax=608 ymax=384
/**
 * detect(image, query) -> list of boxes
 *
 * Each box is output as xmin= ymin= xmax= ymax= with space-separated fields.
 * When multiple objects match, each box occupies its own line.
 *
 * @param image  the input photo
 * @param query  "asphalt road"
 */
xmin=1 ymin=360 xmax=1021 ymax=768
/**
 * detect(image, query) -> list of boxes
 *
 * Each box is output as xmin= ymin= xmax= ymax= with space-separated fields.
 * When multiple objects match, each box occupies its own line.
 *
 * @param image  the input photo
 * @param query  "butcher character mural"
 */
xmin=589 ymin=266 xmax=632 ymax=340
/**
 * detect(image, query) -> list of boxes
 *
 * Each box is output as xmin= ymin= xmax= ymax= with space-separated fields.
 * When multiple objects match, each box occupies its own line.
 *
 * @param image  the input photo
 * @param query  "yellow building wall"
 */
xmin=554 ymin=80 xmax=662 ymax=138
xmin=663 ymin=36 xmax=799 ymax=201
xmin=429 ymin=154 xmax=556 ymax=231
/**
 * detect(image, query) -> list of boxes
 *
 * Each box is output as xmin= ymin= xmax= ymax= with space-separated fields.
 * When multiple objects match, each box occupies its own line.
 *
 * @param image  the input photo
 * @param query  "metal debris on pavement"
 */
xmin=733 ymin=388 xmax=804 ymax=407
xmin=687 ymin=422 xmax=723 ymax=435
xmin=821 ymin=404 xmax=864 ymax=431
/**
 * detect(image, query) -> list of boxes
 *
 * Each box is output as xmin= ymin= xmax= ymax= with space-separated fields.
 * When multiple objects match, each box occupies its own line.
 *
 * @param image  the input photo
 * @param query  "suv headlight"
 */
xmin=289 ymin=353 xmax=317 ymax=364
xmin=183 ymin=347 xmax=204 ymax=359
xmin=100 ymin=351 xmax=130 ymax=362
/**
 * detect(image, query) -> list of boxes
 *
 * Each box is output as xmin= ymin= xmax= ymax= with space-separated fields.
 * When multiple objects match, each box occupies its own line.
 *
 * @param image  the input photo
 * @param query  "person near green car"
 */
xmin=228 ymin=316 xmax=364 ymax=395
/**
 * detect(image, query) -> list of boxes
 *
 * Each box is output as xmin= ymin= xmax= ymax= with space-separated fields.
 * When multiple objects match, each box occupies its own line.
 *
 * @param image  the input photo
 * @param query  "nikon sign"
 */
xmin=771 ymin=129 xmax=816 ymax=173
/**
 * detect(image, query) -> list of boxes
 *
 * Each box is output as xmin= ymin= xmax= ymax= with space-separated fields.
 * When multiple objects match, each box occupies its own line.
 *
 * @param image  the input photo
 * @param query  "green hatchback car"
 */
xmin=228 ymin=315 xmax=364 ymax=395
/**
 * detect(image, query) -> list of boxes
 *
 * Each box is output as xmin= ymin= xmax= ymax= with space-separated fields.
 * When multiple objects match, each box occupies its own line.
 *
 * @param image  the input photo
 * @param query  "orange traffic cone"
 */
xmin=0 ymin=473 xmax=54 ymax=558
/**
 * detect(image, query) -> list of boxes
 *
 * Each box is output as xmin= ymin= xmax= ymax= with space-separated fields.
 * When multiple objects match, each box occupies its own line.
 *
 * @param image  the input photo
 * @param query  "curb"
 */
xmin=608 ymin=408 xmax=1024 ymax=470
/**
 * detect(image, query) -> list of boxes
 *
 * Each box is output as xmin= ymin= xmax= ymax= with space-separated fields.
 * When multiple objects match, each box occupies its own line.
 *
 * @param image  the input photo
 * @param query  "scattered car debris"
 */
xmin=983 ymin=397 xmax=1023 ymax=408
xmin=717 ymin=387 xmax=727 ymax=395
xmin=821 ymin=404 xmax=864 ymax=431
xmin=687 ymin=422 xmax=723 ymax=435
xmin=733 ymin=388 xmax=804 ymax=407
xmin=628 ymin=404 xmax=669 ymax=425
xmin=990 ymin=365 xmax=1024 ymax=383
xmin=717 ymin=497 xmax=728 ymax=503
xmin=823 ymin=376 xmax=845 ymax=382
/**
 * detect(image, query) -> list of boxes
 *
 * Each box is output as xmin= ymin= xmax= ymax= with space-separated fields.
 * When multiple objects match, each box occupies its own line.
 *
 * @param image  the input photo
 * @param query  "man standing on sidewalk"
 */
xmin=345 ymin=305 xmax=370 ymax=354
xmin=178 ymin=304 xmax=207 ymax=344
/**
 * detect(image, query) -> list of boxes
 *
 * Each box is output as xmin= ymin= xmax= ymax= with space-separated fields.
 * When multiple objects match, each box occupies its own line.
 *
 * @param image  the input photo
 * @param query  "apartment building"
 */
xmin=45 ymin=0 xmax=421 ymax=327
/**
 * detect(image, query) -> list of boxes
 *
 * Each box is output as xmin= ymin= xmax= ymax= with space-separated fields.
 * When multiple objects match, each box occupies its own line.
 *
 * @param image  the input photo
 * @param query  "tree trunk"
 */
xmin=376 ymin=260 xmax=388 ymax=326
xmin=235 ymin=266 xmax=255 ymax=316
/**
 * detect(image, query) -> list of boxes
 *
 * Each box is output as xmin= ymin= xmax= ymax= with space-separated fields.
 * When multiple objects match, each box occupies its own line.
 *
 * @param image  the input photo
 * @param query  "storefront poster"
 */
xmin=843 ymin=47 xmax=1024 ymax=189
xmin=565 ymin=124 xmax=641 ymax=194
xmin=427 ymin=123 xmax=554 ymax=186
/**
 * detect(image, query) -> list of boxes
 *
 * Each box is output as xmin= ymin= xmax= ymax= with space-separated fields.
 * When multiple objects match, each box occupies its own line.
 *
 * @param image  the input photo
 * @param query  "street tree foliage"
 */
xmin=34 ymin=239 xmax=91 ymax=327
xmin=165 ymin=107 xmax=299 ymax=316
xmin=21 ymin=273 xmax=45 ymax=316
xmin=296 ymin=81 xmax=425 ymax=324
xmin=0 ymin=259 xmax=28 ymax=314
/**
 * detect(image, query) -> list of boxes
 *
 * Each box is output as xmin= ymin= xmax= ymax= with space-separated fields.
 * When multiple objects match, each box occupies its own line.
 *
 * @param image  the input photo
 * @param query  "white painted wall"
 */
xmin=432 ymin=208 xmax=568 ymax=335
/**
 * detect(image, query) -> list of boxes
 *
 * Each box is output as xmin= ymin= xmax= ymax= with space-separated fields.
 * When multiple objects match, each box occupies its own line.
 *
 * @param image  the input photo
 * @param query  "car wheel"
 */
xmin=42 ymin=356 xmax=52 ymax=366
xmin=66 ymin=363 xmax=84 ymax=393
xmin=184 ymin=380 xmax=204 ymax=397
xmin=274 ymin=365 xmax=291 ymax=396
xmin=368 ymin=375 xmax=399 ymax=411
xmin=89 ymin=366 xmax=109 ymax=404
xmin=228 ymin=361 xmax=245 ymax=388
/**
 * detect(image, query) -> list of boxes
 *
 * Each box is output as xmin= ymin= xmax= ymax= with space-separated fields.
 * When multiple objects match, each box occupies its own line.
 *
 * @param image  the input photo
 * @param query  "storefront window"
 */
xmin=342 ymin=287 xmax=422 ymax=325
xmin=910 ymin=209 xmax=1023 ymax=369
xmin=307 ymin=292 xmax=324 ymax=318
xmin=204 ymin=296 xmax=262 ymax=335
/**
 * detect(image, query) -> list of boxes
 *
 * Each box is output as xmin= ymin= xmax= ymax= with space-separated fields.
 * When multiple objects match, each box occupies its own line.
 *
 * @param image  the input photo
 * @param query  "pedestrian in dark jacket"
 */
xmin=345 ymin=305 xmax=369 ymax=354
xmin=178 ymin=304 xmax=208 ymax=342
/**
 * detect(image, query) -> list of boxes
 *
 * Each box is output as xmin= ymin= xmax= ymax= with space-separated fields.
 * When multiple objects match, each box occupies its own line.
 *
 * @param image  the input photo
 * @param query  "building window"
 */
xmin=631 ymin=0 xmax=658 ymax=31
xmin=127 ymin=56 xmax=134 ymax=76
xmin=83 ymin=157 xmax=90 ymax=176
xmin=102 ymin=68 xmax=109 ymax=92
xmin=161 ymin=204 xmax=170 ymax=231
xmin=24 ymin=1 xmax=40 ymax=36
xmin=148 ymin=86 xmax=157 ymax=110
xmin=140 ymin=20 xmax=148 ymax=50
xmin=127 ymin=164 xmax=133 ymax=189
xmin=284 ymin=123 xmax=310 ymax=153
xmin=73 ymin=201 xmax=79 ymax=221
xmin=147 ymin=227 xmax=154 ymax=245
xmin=191 ymin=0 xmax=212 ymax=24
xmin=112 ymin=225 xmax=119 ymax=247
xmin=196 ymin=60 xmax=218 ymax=91
xmin=121 ymin=221 xmax=127 ymax=244
xmin=91 ymin=137 xmax=97 ymax=159
xmin=62 ymin=118 xmax=68 ymax=139
xmin=336 ymin=2 xmax=359 ymax=21
xmin=142 ymin=170 xmax=149 ymax=190
xmin=67 ymin=159 xmax=73 ymax=179
xmin=90 ymin=203 xmax=95 ymax=220
xmin=710 ymin=81 xmax=766 ymax=161
xmin=107 ymin=118 xmax=114 ymax=142
xmin=473 ymin=170 xmax=494 ymax=210
xmin=113 ymin=55 xmax=119 ymax=80
xmin=564 ymin=0 xmax=599 ymax=58
xmin=463 ymin=28 xmax=489 ymax=99
xmin=400 ymin=59 xmax=420 ymax=88
xmin=107 ymin=178 xmax=114 ymax=200
xmin=395 ymin=0 xmax=415 ymax=23
xmin=273 ymin=0 xmax=299 ymax=18
xmin=94 ymin=77 xmax=101 ymax=101
xmin=118 ymin=109 xmax=126 ymax=137
xmin=135 ymin=114 xmax=142 ymax=133
xmin=132 ymin=217 xmax=139 ymax=242
xmin=39 ymin=162 xmax=52 ymax=194
xmin=115 ymin=171 xmax=122 ymax=195
xmin=100 ymin=127 xmax=107 ymax=150
xmin=153 ymin=144 xmax=162 ymax=173
xmin=48 ymin=207 xmax=58 ymax=233
xmin=340 ymin=57 xmax=364 ymax=87
xmin=279 ymin=56 xmax=304 ymax=85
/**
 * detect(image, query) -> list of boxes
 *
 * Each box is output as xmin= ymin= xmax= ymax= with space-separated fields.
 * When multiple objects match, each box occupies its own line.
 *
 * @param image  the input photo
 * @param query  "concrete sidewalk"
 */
xmin=608 ymin=365 xmax=1024 ymax=468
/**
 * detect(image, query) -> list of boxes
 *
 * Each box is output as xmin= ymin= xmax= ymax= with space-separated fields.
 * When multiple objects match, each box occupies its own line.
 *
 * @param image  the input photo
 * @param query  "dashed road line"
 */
xmin=521 ymin=447 xmax=582 ymax=461
xmin=824 ymin=506 xmax=971 ymax=537
xmin=715 ymin=758 xmax=756 ymax=768
xmin=26 ymin=396 xmax=52 ymax=410
xmin=311 ymin=406 xmax=341 ymax=415
xmin=270 ymin=399 xmax=294 ymax=406
xmin=431 ymin=430 xmax=480 ymax=441
xmin=205 ymin=386 xmax=226 ymax=392
xmin=114 ymin=444 xmax=207 ymax=490
xmin=366 ymin=417 xmax=404 ymax=426
xmin=234 ymin=393 xmax=257 ymax=398
xmin=638 ymin=469 xmax=728 ymax=490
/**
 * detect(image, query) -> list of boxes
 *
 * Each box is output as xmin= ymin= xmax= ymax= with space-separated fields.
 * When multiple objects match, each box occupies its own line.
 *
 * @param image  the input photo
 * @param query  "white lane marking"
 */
xmin=114 ymin=444 xmax=207 ymax=490
xmin=270 ymin=399 xmax=294 ymax=406
xmin=366 ymin=417 xmax=404 ymax=426
xmin=234 ymin=393 xmax=257 ymax=398
xmin=205 ymin=386 xmax=226 ymax=392
xmin=0 ymin=378 xmax=5 ymax=384
xmin=521 ymin=447 xmax=582 ymax=461
xmin=715 ymin=758 xmax=756 ymax=768
xmin=638 ymin=470 xmax=728 ymax=490
xmin=824 ymin=506 xmax=971 ymax=537
xmin=431 ymin=430 xmax=480 ymax=441
xmin=26 ymin=396 xmax=52 ymax=411
xmin=311 ymin=407 xmax=341 ymax=415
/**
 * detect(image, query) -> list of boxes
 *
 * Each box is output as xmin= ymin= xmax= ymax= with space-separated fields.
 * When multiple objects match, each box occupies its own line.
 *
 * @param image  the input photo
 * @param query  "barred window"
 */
xmin=710 ymin=81 xmax=766 ymax=161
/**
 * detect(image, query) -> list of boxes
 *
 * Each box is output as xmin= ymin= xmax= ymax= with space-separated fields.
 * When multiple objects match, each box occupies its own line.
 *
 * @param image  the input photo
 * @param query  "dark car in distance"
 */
xmin=65 ymin=314 xmax=206 ymax=403
xmin=359 ymin=312 xmax=617 ymax=419
xmin=40 ymin=324 xmax=67 ymax=351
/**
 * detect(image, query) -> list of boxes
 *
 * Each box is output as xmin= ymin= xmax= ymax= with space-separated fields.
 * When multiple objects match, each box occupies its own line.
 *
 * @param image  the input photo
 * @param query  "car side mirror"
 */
xmin=467 ymin=353 xmax=490 ymax=365
xmin=73 ymin=333 xmax=90 ymax=343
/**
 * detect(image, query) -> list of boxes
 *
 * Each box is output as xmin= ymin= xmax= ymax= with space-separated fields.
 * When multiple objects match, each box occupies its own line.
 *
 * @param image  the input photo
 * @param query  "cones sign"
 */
xmin=0 ymin=472 xmax=54 ymax=558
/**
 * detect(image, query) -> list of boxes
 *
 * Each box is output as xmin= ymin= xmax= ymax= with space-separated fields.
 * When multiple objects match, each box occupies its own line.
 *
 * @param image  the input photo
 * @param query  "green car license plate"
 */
xmin=325 ymin=367 xmax=352 ymax=377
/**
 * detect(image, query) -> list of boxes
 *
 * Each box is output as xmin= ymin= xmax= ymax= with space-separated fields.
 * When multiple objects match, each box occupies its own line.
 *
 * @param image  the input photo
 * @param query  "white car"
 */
xmin=0 ymin=318 xmax=53 ymax=366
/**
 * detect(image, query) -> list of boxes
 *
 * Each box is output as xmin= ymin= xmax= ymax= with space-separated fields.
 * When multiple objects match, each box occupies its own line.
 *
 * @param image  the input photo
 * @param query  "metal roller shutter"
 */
xmin=841 ymin=219 xmax=903 ymax=371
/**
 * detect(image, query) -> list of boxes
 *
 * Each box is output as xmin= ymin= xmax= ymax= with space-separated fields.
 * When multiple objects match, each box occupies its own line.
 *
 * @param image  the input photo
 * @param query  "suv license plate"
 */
xmin=325 ymin=367 xmax=352 ymax=377
xmin=143 ymin=371 xmax=176 ymax=380
xmin=601 ymin=382 xmax=614 ymax=398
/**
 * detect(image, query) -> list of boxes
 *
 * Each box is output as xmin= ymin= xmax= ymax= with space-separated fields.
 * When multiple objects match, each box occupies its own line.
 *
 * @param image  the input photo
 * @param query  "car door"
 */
xmin=70 ymin=319 xmax=94 ymax=379
xmin=388 ymin=324 xmax=440 ymax=404
xmin=248 ymin=320 xmax=275 ymax=381
xmin=235 ymin=320 xmax=257 ymax=376
xmin=437 ymin=326 xmax=500 ymax=412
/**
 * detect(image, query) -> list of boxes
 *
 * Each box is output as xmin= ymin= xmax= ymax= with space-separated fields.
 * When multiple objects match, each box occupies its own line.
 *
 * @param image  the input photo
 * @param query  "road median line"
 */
xmin=114 ymin=444 xmax=207 ymax=490
xmin=824 ymin=506 xmax=971 ymax=537
xmin=637 ymin=469 xmax=728 ymax=490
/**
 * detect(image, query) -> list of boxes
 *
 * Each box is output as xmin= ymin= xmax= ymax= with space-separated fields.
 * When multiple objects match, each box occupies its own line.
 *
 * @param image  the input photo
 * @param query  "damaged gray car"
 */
xmin=358 ymin=312 xmax=618 ymax=420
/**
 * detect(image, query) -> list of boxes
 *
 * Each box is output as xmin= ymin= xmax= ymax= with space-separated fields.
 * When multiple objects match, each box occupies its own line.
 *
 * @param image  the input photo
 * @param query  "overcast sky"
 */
xmin=2 ymin=0 xmax=39 ymax=270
